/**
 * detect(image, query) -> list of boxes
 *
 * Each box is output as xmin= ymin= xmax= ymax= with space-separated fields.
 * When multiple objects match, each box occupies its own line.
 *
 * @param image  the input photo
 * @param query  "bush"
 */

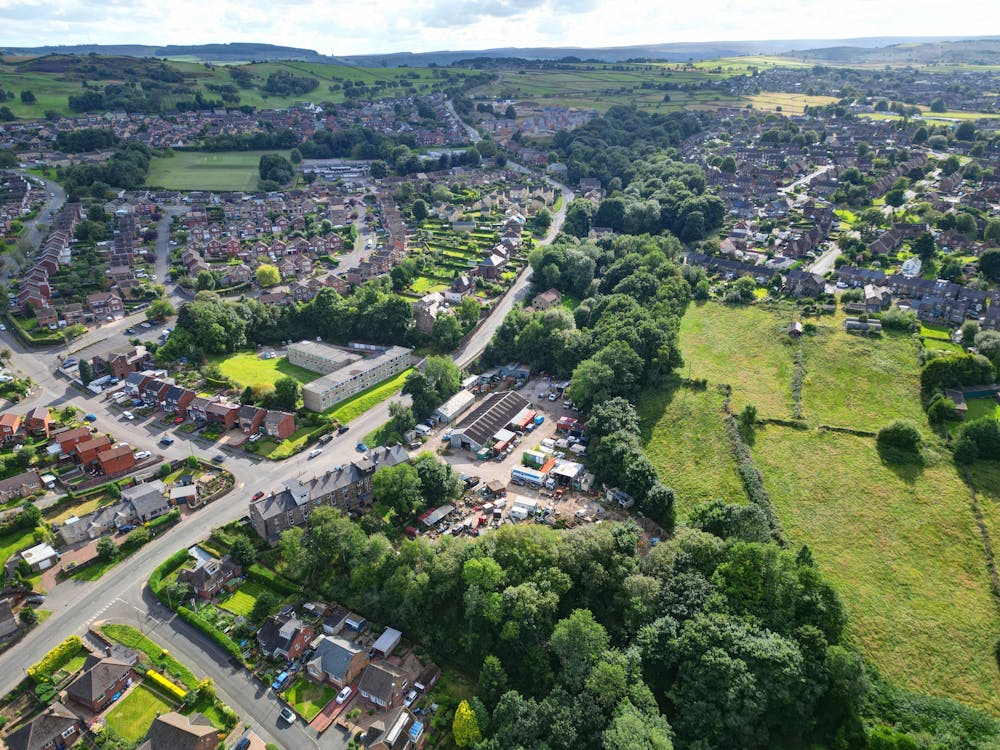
xmin=247 ymin=564 xmax=302 ymax=595
xmin=954 ymin=417 xmax=1000 ymax=464
xmin=920 ymin=354 xmax=994 ymax=394
xmin=176 ymin=606 xmax=243 ymax=663
xmin=27 ymin=636 xmax=84 ymax=683
xmin=876 ymin=420 xmax=922 ymax=462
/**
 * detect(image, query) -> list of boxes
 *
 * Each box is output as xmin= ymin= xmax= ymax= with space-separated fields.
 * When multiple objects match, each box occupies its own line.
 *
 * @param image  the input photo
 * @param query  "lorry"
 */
xmin=511 ymin=466 xmax=547 ymax=489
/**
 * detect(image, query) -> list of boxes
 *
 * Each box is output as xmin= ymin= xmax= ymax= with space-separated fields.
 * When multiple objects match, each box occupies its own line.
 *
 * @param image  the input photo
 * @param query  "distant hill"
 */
xmin=3 ymin=36 xmax=999 ymax=67
xmin=780 ymin=38 xmax=1000 ymax=65
xmin=0 ymin=42 xmax=341 ymax=64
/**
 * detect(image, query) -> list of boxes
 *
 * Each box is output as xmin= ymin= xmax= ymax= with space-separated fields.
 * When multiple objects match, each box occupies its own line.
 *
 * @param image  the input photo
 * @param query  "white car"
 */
xmin=308 ymin=448 xmax=323 ymax=459
xmin=336 ymin=686 xmax=352 ymax=704
xmin=135 ymin=450 xmax=151 ymax=460
xmin=404 ymin=690 xmax=418 ymax=708
xmin=0 ymin=324 xmax=6 ymax=331
xmin=122 ymin=411 xmax=135 ymax=420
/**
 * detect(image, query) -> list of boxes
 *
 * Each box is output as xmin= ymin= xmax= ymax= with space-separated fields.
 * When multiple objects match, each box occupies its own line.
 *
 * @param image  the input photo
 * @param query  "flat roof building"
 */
xmin=287 ymin=340 xmax=363 ymax=375
xmin=302 ymin=346 xmax=412 ymax=412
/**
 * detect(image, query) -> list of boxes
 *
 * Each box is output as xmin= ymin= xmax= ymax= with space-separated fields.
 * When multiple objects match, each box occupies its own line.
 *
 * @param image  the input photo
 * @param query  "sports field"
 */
xmin=146 ymin=150 xmax=289 ymax=191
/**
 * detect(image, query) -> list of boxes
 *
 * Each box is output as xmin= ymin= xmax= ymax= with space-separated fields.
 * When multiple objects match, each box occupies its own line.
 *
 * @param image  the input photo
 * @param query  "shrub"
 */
xmin=247 ymin=564 xmax=302 ymax=595
xmin=920 ymin=354 xmax=994 ymax=394
xmin=176 ymin=606 xmax=243 ymax=663
xmin=876 ymin=420 xmax=922 ymax=462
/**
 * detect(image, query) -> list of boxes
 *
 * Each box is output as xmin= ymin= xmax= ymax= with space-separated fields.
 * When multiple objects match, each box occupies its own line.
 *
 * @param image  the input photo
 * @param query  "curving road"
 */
xmin=0 ymin=141 xmax=572 ymax=745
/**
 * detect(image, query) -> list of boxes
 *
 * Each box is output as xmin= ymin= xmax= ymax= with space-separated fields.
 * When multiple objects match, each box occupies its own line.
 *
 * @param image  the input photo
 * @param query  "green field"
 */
xmin=0 ymin=527 xmax=39 ymax=566
xmin=747 ymin=92 xmax=839 ymax=114
xmin=146 ymin=151 xmax=290 ymax=191
xmin=324 ymin=368 xmax=414 ymax=422
xmin=800 ymin=311 xmax=924 ymax=430
xmin=638 ymin=382 xmax=745 ymax=520
xmin=219 ymin=581 xmax=270 ymax=616
xmin=210 ymin=351 xmax=319 ymax=389
xmin=679 ymin=301 xmax=797 ymax=418
xmin=105 ymin=684 xmax=175 ymax=742
xmin=753 ymin=427 xmax=1000 ymax=715
xmin=283 ymin=677 xmax=336 ymax=721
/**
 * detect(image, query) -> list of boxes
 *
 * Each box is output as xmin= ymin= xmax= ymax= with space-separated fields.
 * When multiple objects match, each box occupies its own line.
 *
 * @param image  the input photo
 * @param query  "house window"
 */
xmin=62 ymin=727 xmax=77 ymax=738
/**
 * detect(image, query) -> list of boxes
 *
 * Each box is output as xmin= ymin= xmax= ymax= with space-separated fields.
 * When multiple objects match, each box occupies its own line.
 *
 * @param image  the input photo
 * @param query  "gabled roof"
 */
xmin=358 ymin=662 xmax=407 ymax=703
xmin=307 ymin=635 xmax=363 ymax=681
xmin=66 ymin=656 xmax=131 ymax=703
xmin=139 ymin=711 xmax=216 ymax=750
xmin=3 ymin=702 xmax=80 ymax=750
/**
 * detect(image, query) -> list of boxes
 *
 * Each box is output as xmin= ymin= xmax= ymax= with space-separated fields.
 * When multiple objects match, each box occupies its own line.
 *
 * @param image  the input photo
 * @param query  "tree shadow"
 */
xmin=877 ymin=447 xmax=925 ymax=483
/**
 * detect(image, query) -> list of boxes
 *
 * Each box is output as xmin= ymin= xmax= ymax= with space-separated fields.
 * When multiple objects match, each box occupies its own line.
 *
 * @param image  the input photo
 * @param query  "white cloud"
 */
xmin=0 ymin=0 xmax=994 ymax=55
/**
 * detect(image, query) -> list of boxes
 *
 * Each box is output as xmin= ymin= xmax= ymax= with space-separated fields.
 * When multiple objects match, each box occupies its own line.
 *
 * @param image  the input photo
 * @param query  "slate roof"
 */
xmin=307 ymin=635 xmax=363 ymax=681
xmin=3 ymin=702 xmax=80 ymax=750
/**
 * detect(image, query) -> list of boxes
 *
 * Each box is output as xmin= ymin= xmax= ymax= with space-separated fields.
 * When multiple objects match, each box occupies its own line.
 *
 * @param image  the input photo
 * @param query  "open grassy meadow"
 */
xmin=679 ymin=301 xmax=797 ymax=417
xmin=747 ymin=92 xmax=839 ymax=114
xmin=753 ymin=427 xmax=1000 ymax=715
xmin=209 ymin=351 xmax=319 ymax=389
xmin=638 ymin=382 xmax=745 ymax=519
xmin=965 ymin=462 xmax=1000 ymax=577
xmin=146 ymin=151 xmax=289 ymax=191
xmin=799 ymin=312 xmax=924 ymax=430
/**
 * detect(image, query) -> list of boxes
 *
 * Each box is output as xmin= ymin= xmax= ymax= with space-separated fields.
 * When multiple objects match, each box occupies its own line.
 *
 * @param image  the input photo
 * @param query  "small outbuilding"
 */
xmin=371 ymin=627 xmax=403 ymax=658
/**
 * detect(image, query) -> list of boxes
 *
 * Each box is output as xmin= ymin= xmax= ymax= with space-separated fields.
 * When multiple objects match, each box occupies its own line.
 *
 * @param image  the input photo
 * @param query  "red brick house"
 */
xmin=24 ymin=406 xmax=52 ymax=438
xmin=86 ymin=291 xmax=125 ymax=319
xmin=55 ymin=426 xmax=91 ymax=454
xmin=263 ymin=411 xmax=296 ymax=440
xmin=74 ymin=435 xmax=112 ymax=466
xmin=3 ymin=702 xmax=83 ymax=750
xmin=65 ymin=655 xmax=134 ymax=713
xmin=257 ymin=614 xmax=314 ymax=662
xmin=99 ymin=445 xmax=136 ymax=476
xmin=177 ymin=556 xmax=242 ymax=600
xmin=206 ymin=401 xmax=239 ymax=428
xmin=238 ymin=405 xmax=266 ymax=434
xmin=34 ymin=304 xmax=59 ymax=329
xmin=93 ymin=346 xmax=151 ymax=380
xmin=0 ymin=413 xmax=24 ymax=443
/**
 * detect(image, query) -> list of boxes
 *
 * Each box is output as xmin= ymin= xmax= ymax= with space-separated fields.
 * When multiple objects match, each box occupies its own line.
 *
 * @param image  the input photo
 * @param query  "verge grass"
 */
xmin=752 ymin=426 xmax=1000 ymax=715
xmin=323 ymin=368 xmax=414 ymax=423
xmin=638 ymin=381 xmax=745 ymax=520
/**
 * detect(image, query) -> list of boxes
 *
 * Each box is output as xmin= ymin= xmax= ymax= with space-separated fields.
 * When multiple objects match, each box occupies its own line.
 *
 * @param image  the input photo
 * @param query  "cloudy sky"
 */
xmin=0 ymin=0 xmax=994 ymax=55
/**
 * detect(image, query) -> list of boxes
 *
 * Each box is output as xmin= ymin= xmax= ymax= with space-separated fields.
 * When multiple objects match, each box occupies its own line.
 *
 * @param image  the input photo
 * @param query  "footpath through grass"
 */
xmin=752 ymin=426 xmax=1000 ymax=715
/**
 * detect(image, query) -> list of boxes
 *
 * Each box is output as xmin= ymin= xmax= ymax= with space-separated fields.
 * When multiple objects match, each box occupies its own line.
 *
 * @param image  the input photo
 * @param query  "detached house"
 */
xmin=86 ymin=291 xmax=125 ymax=320
xmin=24 ymin=407 xmax=52 ymax=438
xmin=137 ymin=712 xmax=218 ymax=750
xmin=66 ymin=655 xmax=134 ymax=713
xmin=257 ymin=614 xmax=314 ymax=662
xmin=358 ymin=662 xmax=408 ymax=709
xmin=0 ymin=413 xmax=25 ymax=443
xmin=305 ymin=635 xmax=369 ymax=689
xmin=177 ymin=556 xmax=241 ymax=600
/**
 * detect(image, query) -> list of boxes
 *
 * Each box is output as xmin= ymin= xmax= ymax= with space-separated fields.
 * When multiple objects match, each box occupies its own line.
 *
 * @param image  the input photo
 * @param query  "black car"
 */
xmin=337 ymin=424 xmax=350 ymax=434
xmin=234 ymin=738 xmax=251 ymax=750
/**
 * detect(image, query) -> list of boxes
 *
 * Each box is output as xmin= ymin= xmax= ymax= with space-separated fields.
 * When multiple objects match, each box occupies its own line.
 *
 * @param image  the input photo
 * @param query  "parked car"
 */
xmin=336 ymin=686 xmax=353 ymax=704
xmin=124 ymin=327 xmax=135 ymax=335
xmin=252 ymin=491 xmax=265 ymax=501
xmin=26 ymin=594 xmax=45 ymax=606
xmin=212 ymin=453 xmax=225 ymax=462
xmin=122 ymin=411 xmax=134 ymax=420
xmin=140 ymin=321 xmax=152 ymax=329
xmin=0 ymin=324 xmax=6 ymax=332
xmin=234 ymin=739 xmax=251 ymax=750
xmin=271 ymin=671 xmax=290 ymax=690
xmin=84 ymin=413 xmax=97 ymax=422
xmin=159 ymin=436 xmax=174 ymax=446
xmin=174 ymin=416 xmax=184 ymax=424
xmin=279 ymin=707 xmax=296 ymax=724
xmin=337 ymin=424 xmax=350 ymax=435
xmin=118 ymin=524 xmax=136 ymax=534
xmin=135 ymin=450 xmax=151 ymax=460
xmin=404 ymin=690 xmax=418 ymax=708
xmin=355 ymin=442 xmax=368 ymax=453
xmin=308 ymin=448 xmax=323 ymax=459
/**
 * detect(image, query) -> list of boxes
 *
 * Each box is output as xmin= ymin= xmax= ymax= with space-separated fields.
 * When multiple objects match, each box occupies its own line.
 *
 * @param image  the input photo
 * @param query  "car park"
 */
xmin=279 ymin=707 xmax=296 ymax=724
xmin=336 ymin=686 xmax=353 ymax=704
xmin=135 ymin=450 xmax=151 ymax=460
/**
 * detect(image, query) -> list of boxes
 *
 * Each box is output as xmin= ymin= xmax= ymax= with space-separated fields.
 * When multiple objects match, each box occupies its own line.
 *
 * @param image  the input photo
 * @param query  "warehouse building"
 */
xmin=447 ymin=390 xmax=530 ymax=453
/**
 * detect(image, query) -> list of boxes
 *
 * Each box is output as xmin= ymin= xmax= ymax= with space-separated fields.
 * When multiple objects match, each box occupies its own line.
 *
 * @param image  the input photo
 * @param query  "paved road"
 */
xmin=806 ymin=241 xmax=842 ymax=276
xmin=2 ymin=175 xmax=66 ymax=281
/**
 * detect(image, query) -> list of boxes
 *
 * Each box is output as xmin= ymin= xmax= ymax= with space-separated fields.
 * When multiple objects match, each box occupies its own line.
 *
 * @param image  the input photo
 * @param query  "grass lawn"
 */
xmin=146 ymin=150 xmax=290 ymax=191
xmin=638 ymin=382 xmax=745 ymax=520
xmin=105 ymin=684 xmax=175 ymax=743
xmin=209 ymin=351 xmax=319 ymax=389
xmin=679 ymin=301 xmax=796 ymax=418
xmin=101 ymin=624 xmax=198 ymax=690
xmin=257 ymin=425 xmax=316 ymax=461
xmin=752 ymin=426 xmax=1000 ymax=715
xmin=219 ymin=581 xmax=270 ymax=616
xmin=323 ymin=368 xmax=414 ymax=423
xmin=799 ymin=312 xmax=925 ymax=431
xmin=965 ymin=462 xmax=1000 ymax=581
xmin=919 ymin=322 xmax=953 ymax=341
xmin=964 ymin=397 xmax=1000 ymax=423
xmin=283 ymin=677 xmax=336 ymax=721
xmin=0 ymin=528 xmax=39 ymax=565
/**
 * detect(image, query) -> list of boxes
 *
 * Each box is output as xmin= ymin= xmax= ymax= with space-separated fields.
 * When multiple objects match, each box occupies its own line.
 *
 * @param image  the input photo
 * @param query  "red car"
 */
xmin=252 ymin=491 xmax=265 ymax=501
xmin=174 ymin=416 xmax=184 ymax=424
